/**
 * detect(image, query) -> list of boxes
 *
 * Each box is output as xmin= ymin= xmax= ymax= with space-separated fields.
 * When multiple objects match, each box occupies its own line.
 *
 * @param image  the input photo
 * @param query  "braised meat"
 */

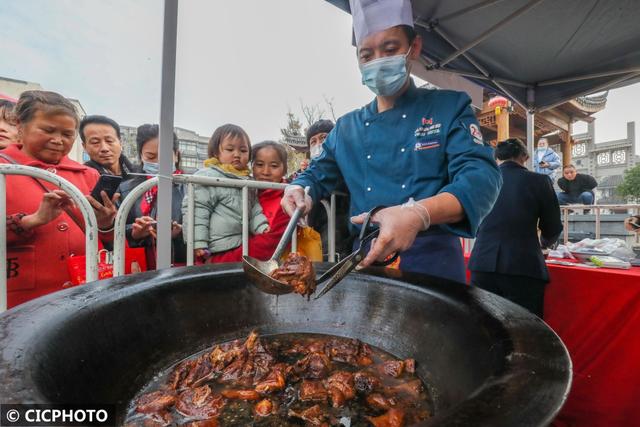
xmin=325 ymin=371 xmax=356 ymax=407
xmin=254 ymin=399 xmax=274 ymax=417
xmin=382 ymin=360 xmax=405 ymax=378
xmin=354 ymin=371 xmax=381 ymax=395
xmin=299 ymin=380 xmax=329 ymax=402
xmin=128 ymin=332 xmax=430 ymax=426
xmin=367 ymin=408 xmax=406 ymax=427
xmin=220 ymin=389 xmax=260 ymax=400
xmin=269 ymin=253 xmax=316 ymax=296
xmin=288 ymin=404 xmax=329 ymax=426
xmin=175 ymin=385 xmax=225 ymax=419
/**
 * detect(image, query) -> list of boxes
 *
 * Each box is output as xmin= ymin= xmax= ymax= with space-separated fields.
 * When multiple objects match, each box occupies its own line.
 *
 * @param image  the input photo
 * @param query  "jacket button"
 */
xmin=57 ymin=222 xmax=69 ymax=231
xmin=365 ymin=122 xmax=370 ymax=126
xmin=367 ymin=155 xmax=371 ymax=159
xmin=401 ymin=148 xmax=405 ymax=152
xmin=367 ymin=187 xmax=372 ymax=192
xmin=402 ymin=184 xmax=406 ymax=189
xmin=402 ymin=114 xmax=407 ymax=118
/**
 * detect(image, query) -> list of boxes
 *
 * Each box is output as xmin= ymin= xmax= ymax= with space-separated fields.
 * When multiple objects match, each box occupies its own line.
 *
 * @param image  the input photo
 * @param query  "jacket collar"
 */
xmin=203 ymin=157 xmax=250 ymax=177
xmin=499 ymin=160 xmax=527 ymax=171
xmin=1 ymin=144 xmax=87 ymax=171
xmin=364 ymin=78 xmax=419 ymax=120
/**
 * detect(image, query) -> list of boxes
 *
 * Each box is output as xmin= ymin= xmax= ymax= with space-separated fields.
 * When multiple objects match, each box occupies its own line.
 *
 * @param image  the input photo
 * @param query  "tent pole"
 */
xmin=156 ymin=0 xmax=179 ymax=269
xmin=538 ymin=67 xmax=640 ymax=86
xmin=439 ymin=0 xmax=544 ymax=67
xmin=526 ymin=88 xmax=535 ymax=170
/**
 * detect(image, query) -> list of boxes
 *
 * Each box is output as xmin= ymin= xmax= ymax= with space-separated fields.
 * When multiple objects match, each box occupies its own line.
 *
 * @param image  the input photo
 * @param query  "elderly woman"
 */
xmin=469 ymin=138 xmax=562 ymax=317
xmin=0 ymin=91 xmax=118 ymax=308
xmin=117 ymin=124 xmax=185 ymax=269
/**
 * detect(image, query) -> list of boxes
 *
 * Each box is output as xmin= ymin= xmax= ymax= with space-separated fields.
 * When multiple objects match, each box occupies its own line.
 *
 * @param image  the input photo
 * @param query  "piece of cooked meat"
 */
xmin=220 ymin=389 xmax=261 ymax=400
xmin=325 ymin=371 xmax=355 ymax=407
xmin=404 ymin=359 xmax=415 ymax=374
xmin=382 ymin=360 xmax=405 ymax=378
xmin=299 ymin=380 xmax=328 ymax=402
xmin=255 ymin=368 xmax=286 ymax=394
xmin=385 ymin=379 xmax=424 ymax=400
xmin=269 ymin=253 xmax=316 ymax=297
xmin=367 ymin=408 xmax=406 ymax=427
xmin=183 ymin=419 xmax=219 ymax=427
xmin=175 ymin=385 xmax=225 ymax=420
xmin=288 ymin=404 xmax=329 ymax=426
xmin=136 ymin=390 xmax=177 ymax=415
xmin=254 ymin=398 xmax=275 ymax=417
xmin=293 ymin=351 xmax=332 ymax=379
xmin=366 ymin=393 xmax=397 ymax=411
xmin=354 ymin=371 xmax=381 ymax=395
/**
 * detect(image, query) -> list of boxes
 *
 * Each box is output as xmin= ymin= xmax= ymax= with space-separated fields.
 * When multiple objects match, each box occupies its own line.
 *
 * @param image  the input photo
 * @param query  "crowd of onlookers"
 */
xmin=0 ymin=90 xmax=345 ymax=309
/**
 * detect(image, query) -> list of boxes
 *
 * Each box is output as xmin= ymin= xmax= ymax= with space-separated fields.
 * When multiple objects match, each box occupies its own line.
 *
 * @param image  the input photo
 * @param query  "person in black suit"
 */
xmin=469 ymin=138 xmax=562 ymax=317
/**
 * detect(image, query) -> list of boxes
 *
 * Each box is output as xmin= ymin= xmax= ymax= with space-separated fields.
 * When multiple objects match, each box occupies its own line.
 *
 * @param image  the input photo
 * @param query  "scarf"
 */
xmin=140 ymin=169 xmax=183 ymax=216
xmin=203 ymin=157 xmax=250 ymax=176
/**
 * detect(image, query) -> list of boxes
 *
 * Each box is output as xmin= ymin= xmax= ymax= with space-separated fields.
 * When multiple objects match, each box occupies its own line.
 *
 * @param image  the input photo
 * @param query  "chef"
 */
xmin=283 ymin=0 xmax=501 ymax=282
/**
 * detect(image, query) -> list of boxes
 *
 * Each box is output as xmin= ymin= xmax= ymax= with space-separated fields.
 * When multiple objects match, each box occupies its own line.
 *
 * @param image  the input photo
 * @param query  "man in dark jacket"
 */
xmin=80 ymin=115 xmax=138 ymax=180
xmin=557 ymin=164 xmax=597 ymax=205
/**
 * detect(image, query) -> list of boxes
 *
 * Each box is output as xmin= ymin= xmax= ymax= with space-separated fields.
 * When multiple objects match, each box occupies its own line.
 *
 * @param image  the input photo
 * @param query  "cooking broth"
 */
xmin=125 ymin=333 xmax=433 ymax=426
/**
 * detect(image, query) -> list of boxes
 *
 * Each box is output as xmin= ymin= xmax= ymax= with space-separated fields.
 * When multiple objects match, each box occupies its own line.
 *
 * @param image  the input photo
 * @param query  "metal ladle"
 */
xmin=242 ymin=187 xmax=308 ymax=295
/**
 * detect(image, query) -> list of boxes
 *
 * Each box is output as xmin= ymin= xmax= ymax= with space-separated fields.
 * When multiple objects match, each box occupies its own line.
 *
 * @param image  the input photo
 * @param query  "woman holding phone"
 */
xmin=0 ymin=90 xmax=118 ymax=308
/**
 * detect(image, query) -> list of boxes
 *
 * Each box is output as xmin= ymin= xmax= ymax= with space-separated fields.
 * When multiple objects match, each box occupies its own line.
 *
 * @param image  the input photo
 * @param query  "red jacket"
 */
xmin=209 ymin=188 xmax=288 ymax=263
xmin=1 ymin=144 xmax=100 ymax=308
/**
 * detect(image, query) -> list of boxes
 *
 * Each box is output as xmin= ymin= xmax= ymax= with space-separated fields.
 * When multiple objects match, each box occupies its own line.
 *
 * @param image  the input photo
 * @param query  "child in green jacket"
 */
xmin=182 ymin=124 xmax=268 ymax=261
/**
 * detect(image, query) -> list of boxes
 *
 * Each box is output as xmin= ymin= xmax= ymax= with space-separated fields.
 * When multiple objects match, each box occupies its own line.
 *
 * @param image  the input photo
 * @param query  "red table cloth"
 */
xmin=544 ymin=261 xmax=640 ymax=427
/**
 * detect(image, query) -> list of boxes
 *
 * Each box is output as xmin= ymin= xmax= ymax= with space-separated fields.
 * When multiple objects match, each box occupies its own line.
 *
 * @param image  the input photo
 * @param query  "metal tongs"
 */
xmin=314 ymin=206 xmax=398 ymax=299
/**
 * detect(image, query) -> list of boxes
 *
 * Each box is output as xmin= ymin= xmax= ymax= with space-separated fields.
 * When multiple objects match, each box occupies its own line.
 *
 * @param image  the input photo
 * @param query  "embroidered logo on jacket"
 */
xmin=415 ymin=117 xmax=441 ymax=138
xmin=414 ymin=140 xmax=440 ymax=150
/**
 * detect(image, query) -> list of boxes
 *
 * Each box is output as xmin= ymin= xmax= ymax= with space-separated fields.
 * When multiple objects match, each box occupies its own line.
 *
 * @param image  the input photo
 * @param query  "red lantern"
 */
xmin=488 ymin=96 xmax=509 ymax=115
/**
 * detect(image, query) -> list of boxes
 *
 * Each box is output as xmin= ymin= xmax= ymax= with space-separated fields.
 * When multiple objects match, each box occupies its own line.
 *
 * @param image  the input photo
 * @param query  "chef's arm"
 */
xmin=419 ymin=193 xmax=465 ymax=225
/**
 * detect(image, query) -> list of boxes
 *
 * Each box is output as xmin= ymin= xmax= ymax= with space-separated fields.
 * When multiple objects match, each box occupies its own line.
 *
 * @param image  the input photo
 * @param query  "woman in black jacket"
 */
xmin=469 ymin=138 xmax=562 ymax=317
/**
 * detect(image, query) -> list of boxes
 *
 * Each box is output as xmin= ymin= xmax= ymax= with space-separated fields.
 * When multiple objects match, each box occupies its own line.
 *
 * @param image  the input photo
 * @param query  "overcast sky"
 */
xmin=0 ymin=0 xmax=638 ymax=152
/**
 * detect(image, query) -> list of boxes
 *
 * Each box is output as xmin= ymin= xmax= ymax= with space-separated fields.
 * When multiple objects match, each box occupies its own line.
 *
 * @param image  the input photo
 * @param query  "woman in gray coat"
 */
xmin=182 ymin=124 xmax=268 ymax=262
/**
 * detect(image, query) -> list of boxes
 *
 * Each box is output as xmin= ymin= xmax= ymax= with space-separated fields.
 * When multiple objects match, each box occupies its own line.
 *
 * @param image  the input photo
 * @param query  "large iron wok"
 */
xmin=0 ymin=264 xmax=571 ymax=426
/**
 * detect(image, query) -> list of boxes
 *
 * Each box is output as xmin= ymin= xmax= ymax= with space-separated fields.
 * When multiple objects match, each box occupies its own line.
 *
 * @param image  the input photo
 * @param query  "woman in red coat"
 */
xmin=2 ymin=91 xmax=117 ymax=308
xmin=208 ymin=141 xmax=289 ymax=263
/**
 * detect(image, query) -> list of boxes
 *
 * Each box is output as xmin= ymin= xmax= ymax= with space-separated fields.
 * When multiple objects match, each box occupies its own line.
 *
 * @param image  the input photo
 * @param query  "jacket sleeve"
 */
xmin=249 ymin=191 xmax=269 ymax=234
xmin=437 ymin=92 xmax=503 ymax=238
xmin=538 ymin=176 xmax=563 ymax=247
xmin=290 ymin=125 xmax=344 ymax=204
xmin=557 ymin=178 xmax=568 ymax=192
xmin=584 ymin=174 xmax=598 ymax=190
xmin=182 ymin=179 xmax=218 ymax=250
xmin=547 ymin=151 xmax=561 ymax=170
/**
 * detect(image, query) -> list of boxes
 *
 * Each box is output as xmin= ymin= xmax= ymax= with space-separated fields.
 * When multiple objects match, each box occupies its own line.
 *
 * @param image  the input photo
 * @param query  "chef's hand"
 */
xmin=351 ymin=202 xmax=429 ymax=268
xmin=281 ymin=185 xmax=313 ymax=218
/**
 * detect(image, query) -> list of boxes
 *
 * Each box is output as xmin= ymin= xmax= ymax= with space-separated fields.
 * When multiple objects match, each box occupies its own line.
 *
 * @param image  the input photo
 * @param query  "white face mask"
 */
xmin=310 ymin=145 xmax=323 ymax=159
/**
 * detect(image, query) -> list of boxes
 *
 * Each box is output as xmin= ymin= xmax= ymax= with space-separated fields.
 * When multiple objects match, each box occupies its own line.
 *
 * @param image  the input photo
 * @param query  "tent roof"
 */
xmin=326 ymin=0 xmax=640 ymax=112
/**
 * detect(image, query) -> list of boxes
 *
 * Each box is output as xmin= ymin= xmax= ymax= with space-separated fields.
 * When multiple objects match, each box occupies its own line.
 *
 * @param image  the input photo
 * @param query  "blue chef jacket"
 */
xmin=292 ymin=81 xmax=502 ymax=282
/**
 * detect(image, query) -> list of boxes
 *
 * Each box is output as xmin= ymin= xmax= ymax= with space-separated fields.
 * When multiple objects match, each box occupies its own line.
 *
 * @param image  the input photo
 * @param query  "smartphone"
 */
xmin=90 ymin=175 xmax=122 ymax=205
xmin=631 ymin=221 xmax=640 ymax=230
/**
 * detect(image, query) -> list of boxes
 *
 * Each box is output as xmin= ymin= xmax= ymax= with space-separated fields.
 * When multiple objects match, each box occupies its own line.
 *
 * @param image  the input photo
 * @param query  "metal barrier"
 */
xmin=112 ymin=174 xmax=338 ymax=276
xmin=0 ymin=164 xmax=100 ymax=312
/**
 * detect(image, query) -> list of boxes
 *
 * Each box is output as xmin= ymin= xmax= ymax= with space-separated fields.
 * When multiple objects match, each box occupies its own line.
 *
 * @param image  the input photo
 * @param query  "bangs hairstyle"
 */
xmin=495 ymin=138 xmax=528 ymax=161
xmin=15 ymin=90 xmax=79 ymax=127
xmin=0 ymin=99 xmax=17 ymax=125
xmin=208 ymin=124 xmax=251 ymax=159
xmin=135 ymin=124 xmax=178 ymax=158
xmin=252 ymin=141 xmax=288 ymax=175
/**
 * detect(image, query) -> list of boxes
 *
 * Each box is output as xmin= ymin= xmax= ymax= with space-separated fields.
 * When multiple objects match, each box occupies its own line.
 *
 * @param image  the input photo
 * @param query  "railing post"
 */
xmin=186 ymin=183 xmax=195 ymax=266
xmin=0 ymin=174 xmax=6 ymax=312
xmin=242 ymin=186 xmax=249 ymax=256
xmin=595 ymin=206 xmax=601 ymax=239
xmin=563 ymin=207 xmax=569 ymax=245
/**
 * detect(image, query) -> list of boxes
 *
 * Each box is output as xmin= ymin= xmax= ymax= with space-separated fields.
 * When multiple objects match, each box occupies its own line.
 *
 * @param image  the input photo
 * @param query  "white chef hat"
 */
xmin=349 ymin=0 xmax=414 ymax=46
